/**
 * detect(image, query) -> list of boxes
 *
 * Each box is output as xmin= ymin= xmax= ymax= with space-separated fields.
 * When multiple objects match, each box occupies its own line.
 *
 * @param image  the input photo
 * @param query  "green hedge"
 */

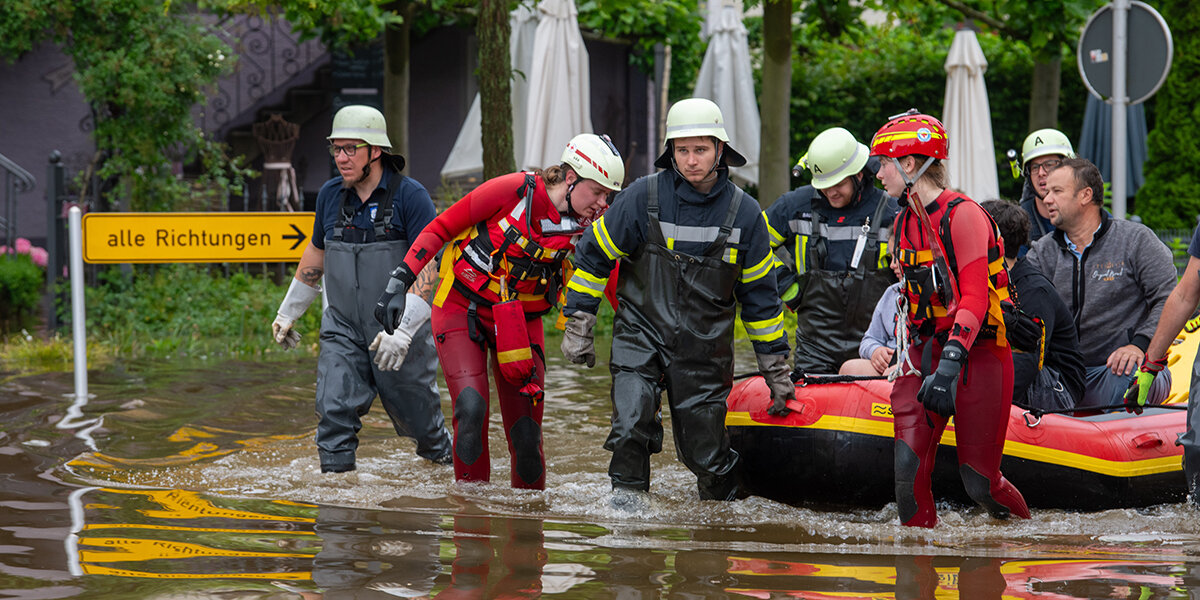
xmin=779 ymin=23 xmax=1090 ymax=205
xmin=0 ymin=254 xmax=43 ymax=334
xmin=1136 ymin=0 xmax=1200 ymax=230
xmin=82 ymin=264 xmax=321 ymax=359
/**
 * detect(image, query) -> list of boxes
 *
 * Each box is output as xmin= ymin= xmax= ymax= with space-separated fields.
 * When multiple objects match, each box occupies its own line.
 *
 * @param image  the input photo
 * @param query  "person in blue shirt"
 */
xmin=559 ymin=98 xmax=793 ymax=504
xmin=269 ymin=105 xmax=451 ymax=474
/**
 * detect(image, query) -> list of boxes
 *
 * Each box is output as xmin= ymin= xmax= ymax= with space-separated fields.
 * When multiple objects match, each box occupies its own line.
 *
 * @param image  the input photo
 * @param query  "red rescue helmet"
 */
xmin=869 ymin=109 xmax=948 ymax=160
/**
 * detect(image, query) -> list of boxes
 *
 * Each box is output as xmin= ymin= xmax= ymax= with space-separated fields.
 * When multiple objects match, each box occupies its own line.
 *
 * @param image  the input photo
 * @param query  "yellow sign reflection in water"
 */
xmin=74 ymin=488 xmax=319 ymax=581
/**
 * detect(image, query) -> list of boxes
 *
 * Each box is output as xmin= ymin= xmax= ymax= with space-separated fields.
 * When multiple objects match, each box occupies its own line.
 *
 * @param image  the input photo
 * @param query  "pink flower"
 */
xmin=29 ymin=247 xmax=48 ymax=268
xmin=14 ymin=238 xmax=31 ymax=254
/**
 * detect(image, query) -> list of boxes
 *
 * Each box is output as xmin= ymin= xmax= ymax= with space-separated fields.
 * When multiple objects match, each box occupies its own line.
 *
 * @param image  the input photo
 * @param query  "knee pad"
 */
xmin=509 ymin=416 xmax=544 ymax=485
xmin=894 ymin=440 xmax=920 ymax=525
xmin=960 ymin=463 xmax=1010 ymax=519
xmin=454 ymin=387 xmax=487 ymax=466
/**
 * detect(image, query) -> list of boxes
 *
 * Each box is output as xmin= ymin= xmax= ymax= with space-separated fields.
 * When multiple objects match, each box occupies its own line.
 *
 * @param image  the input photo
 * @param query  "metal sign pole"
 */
xmin=1111 ymin=0 xmax=1129 ymax=218
xmin=69 ymin=206 xmax=87 ymax=400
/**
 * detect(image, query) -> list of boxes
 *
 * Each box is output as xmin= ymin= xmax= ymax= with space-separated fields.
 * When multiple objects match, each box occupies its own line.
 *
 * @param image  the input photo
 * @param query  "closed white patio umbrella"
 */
xmin=521 ymin=0 xmax=593 ymax=171
xmin=440 ymin=4 xmax=540 ymax=180
xmin=942 ymin=27 xmax=1000 ymax=201
xmin=692 ymin=0 xmax=759 ymax=186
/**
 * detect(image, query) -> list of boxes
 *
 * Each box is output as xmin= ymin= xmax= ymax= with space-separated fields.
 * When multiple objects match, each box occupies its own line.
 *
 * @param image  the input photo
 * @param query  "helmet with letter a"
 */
xmin=804 ymin=127 xmax=870 ymax=190
xmin=1021 ymin=128 xmax=1076 ymax=169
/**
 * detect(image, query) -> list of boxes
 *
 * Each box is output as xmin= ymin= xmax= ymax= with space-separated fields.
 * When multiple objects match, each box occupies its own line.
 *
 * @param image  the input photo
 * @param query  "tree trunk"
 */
xmin=479 ymin=0 xmax=514 ymax=179
xmin=758 ymin=0 xmax=793 ymax=208
xmin=383 ymin=1 xmax=415 ymax=161
xmin=1028 ymin=53 xmax=1062 ymax=131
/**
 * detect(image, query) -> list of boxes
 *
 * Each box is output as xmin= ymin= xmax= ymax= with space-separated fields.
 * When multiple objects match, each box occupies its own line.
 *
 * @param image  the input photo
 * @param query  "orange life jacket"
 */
xmin=894 ymin=194 xmax=1010 ymax=347
xmin=438 ymin=173 xmax=576 ymax=316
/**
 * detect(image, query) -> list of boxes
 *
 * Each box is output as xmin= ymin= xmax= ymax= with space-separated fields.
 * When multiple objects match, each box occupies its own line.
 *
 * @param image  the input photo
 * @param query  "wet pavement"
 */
xmin=3 ymin=345 xmax=1200 ymax=598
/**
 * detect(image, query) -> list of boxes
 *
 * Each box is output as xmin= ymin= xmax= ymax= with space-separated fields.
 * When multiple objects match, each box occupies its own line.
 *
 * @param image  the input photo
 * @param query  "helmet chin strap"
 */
xmin=360 ymin=148 xmax=383 ymax=181
xmin=668 ymin=138 xmax=725 ymax=185
xmin=890 ymin=155 xmax=935 ymax=203
xmin=564 ymin=181 xmax=580 ymax=219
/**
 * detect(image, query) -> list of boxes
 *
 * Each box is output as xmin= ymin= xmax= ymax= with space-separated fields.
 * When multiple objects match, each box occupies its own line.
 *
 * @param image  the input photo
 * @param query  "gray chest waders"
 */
xmin=605 ymin=176 xmax=745 ymax=500
xmin=793 ymin=196 xmax=894 ymax=374
xmin=313 ymin=185 xmax=450 ymax=472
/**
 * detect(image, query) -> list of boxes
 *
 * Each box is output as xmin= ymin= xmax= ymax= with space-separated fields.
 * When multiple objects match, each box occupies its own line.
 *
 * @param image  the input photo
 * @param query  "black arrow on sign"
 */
xmin=283 ymin=223 xmax=307 ymax=250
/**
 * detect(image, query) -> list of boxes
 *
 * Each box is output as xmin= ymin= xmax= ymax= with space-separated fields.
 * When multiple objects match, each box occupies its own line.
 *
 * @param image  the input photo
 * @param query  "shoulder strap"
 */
xmin=373 ymin=169 xmax=403 ymax=239
xmin=938 ymin=195 xmax=969 ymax=273
xmin=331 ymin=187 xmax=354 ymax=241
xmin=646 ymin=173 xmax=665 ymax=245
xmin=706 ymin=183 xmax=743 ymax=256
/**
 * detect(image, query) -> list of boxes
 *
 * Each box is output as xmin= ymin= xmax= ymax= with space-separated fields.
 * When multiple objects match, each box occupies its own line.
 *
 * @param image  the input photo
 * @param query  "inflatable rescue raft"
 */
xmin=727 ymin=330 xmax=1199 ymax=510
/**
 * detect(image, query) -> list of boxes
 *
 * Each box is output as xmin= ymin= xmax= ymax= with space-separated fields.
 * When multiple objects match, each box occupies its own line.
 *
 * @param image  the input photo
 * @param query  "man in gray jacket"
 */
xmin=1025 ymin=158 xmax=1176 ymax=410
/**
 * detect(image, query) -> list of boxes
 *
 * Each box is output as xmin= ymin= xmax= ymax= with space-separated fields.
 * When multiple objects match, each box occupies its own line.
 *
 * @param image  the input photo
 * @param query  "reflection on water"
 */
xmin=2 ymin=348 xmax=1200 ymax=597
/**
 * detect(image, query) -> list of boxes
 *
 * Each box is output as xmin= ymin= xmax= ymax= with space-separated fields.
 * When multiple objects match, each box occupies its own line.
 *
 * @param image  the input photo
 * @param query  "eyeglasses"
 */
xmin=328 ymin=142 xmax=368 ymax=157
xmin=1027 ymin=158 xmax=1064 ymax=175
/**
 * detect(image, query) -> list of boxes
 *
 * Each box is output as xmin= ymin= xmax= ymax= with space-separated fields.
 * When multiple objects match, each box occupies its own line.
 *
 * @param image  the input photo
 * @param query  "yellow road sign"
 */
xmin=82 ymin=212 xmax=314 ymax=263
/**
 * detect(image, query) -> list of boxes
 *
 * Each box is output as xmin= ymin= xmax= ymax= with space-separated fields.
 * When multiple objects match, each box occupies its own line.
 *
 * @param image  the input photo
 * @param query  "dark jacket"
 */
xmin=1008 ymin=258 xmax=1085 ymax=405
xmin=764 ymin=161 xmax=898 ymax=294
xmin=566 ymin=169 xmax=788 ymax=355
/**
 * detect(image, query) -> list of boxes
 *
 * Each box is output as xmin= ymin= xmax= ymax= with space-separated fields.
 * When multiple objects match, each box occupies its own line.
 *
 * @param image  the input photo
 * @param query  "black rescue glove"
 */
xmin=374 ymin=263 xmax=417 ymax=334
xmin=916 ymin=340 xmax=965 ymax=418
xmin=756 ymin=353 xmax=794 ymax=416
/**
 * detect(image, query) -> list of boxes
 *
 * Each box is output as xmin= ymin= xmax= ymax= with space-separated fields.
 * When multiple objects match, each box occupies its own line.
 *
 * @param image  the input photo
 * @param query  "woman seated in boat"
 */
xmin=840 ymin=236 xmax=903 ymax=377
xmin=870 ymin=109 xmax=1030 ymax=528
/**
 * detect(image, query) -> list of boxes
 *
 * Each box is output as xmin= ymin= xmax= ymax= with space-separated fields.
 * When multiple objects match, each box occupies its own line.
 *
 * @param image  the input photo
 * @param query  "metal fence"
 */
xmin=0 ymin=152 xmax=36 ymax=255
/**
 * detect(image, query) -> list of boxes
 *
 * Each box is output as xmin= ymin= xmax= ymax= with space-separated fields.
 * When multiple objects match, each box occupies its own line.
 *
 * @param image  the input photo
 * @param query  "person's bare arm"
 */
xmin=411 ymin=260 xmax=439 ymax=303
xmin=294 ymin=243 xmax=325 ymax=287
xmin=1144 ymin=256 xmax=1200 ymax=362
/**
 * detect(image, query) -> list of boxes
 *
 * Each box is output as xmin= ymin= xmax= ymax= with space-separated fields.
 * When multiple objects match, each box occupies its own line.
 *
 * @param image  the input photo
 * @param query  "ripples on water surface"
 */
xmin=3 ymin=348 xmax=1200 ymax=598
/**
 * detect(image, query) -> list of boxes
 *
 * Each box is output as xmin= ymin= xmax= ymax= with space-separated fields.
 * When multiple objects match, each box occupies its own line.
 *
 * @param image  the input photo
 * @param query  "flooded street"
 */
xmin=4 ymin=343 xmax=1200 ymax=598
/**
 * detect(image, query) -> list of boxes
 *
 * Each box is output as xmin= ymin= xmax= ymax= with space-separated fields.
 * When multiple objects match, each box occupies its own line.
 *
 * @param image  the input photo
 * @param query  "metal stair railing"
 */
xmin=0 ymin=152 xmax=36 ymax=254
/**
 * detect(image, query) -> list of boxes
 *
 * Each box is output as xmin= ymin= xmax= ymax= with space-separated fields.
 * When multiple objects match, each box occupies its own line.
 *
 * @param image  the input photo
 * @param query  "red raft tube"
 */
xmin=726 ymin=332 xmax=1198 ymax=510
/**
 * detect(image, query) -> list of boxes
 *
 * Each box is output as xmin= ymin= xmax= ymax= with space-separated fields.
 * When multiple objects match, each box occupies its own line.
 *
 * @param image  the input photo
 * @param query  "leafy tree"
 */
xmin=0 ymin=0 xmax=250 ymax=211
xmin=758 ymin=0 xmax=793 ymax=206
xmin=1135 ymin=0 xmax=1198 ymax=230
xmin=479 ymin=0 xmax=515 ymax=178
xmin=782 ymin=21 xmax=1089 ymax=203
xmin=877 ymin=0 xmax=1104 ymax=131
xmin=224 ymin=0 xmax=702 ymax=181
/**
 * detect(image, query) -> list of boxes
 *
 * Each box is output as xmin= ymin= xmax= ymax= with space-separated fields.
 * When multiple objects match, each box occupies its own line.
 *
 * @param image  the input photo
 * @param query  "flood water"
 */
xmin=5 ymin=342 xmax=1200 ymax=598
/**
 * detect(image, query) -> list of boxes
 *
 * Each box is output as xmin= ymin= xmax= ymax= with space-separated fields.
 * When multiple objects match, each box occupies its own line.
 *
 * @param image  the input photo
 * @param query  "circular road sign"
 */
xmin=1077 ymin=1 xmax=1172 ymax=105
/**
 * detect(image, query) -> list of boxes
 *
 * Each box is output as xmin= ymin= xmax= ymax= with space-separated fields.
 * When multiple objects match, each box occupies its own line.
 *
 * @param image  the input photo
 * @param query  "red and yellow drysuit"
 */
xmin=890 ymin=190 xmax=1031 ymax=527
xmin=396 ymin=172 xmax=578 ymax=489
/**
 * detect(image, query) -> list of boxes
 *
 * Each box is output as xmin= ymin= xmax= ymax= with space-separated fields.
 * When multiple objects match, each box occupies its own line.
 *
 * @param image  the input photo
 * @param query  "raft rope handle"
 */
xmin=1018 ymin=402 xmax=1186 ymax=421
xmin=1022 ymin=411 xmax=1042 ymax=428
xmin=733 ymin=372 xmax=888 ymax=384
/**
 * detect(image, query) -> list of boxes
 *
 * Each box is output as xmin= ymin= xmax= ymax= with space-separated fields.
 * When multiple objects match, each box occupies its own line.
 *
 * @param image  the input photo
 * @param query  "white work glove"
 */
xmin=561 ymin=312 xmax=597 ymax=368
xmin=272 ymin=278 xmax=321 ymax=350
xmin=369 ymin=293 xmax=429 ymax=371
